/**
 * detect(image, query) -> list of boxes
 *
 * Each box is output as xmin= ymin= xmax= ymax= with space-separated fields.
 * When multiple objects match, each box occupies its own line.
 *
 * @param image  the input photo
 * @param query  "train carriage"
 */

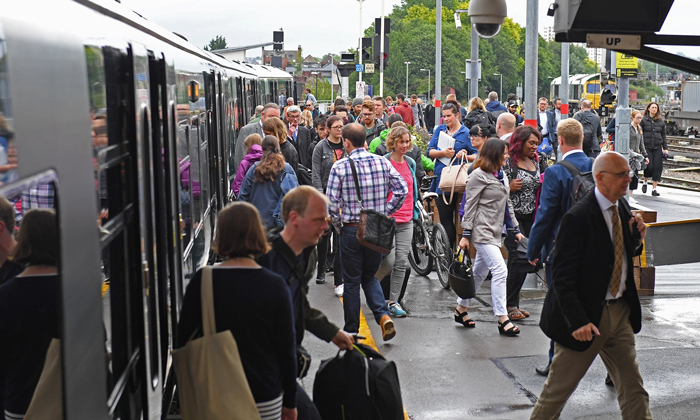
xmin=0 ymin=0 xmax=292 ymax=418
xmin=550 ymin=73 xmax=617 ymax=114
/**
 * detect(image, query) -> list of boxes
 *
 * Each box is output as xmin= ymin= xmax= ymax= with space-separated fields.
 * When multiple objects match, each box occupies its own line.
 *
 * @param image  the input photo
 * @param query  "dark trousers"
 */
xmin=340 ymin=226 xmax=389 ymax=333
xmin=643 ymin=147 xmax=663 ymax=182
xmin=506 ymin=213 xmax=534 ymax=309
xmin=436 ymin=192 xmax=462 ymax=250
xmin=317 ymin=227 xmax=343 ymax=285
xmin=297 ymin=383 xmax=322 ymax=420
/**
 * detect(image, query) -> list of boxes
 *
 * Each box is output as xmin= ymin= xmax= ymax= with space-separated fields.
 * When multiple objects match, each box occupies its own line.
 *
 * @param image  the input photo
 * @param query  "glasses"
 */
xmin=330 ymin=125 xmax=343 ymax=130
xmin=362 ymin=113 xmax=373 ymax=117
xmin=601 ymin=170 xmax=634 ymax=179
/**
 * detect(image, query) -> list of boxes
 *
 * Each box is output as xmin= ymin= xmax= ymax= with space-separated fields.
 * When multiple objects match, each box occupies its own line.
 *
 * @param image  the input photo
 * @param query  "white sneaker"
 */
xmin=334 ymin=284 xmax=344 ymax=297
xmin=629 ymin=197 xmax=638 ymax=204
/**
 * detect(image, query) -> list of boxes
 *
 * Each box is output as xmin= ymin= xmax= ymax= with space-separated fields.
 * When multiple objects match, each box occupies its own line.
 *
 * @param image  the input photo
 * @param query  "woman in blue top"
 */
xmin=427 ymin=100 xmax=478 ymax=249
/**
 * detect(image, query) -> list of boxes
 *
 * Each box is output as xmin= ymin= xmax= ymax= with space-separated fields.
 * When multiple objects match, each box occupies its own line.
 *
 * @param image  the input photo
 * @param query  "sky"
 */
xmin=118 ymin=0 xmax=700 ymax=59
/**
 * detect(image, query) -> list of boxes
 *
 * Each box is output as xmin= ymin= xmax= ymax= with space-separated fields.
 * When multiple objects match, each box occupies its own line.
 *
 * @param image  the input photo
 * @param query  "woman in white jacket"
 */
xmin=455 ymin=138 xmax=523 ymax=336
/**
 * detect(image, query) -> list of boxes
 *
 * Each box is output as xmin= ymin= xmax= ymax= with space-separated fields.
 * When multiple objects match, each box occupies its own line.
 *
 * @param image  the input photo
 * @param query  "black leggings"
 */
xmin=506 ymin=213 xmax=534 ymax=309
xmin=436 ymin=192 xmax=462 ymax=250
xmin=643 ymin=147 xmax=663 ymax=182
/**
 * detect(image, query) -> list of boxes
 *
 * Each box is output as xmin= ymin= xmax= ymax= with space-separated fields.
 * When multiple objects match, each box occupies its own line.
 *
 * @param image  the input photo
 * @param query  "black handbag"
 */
xmin=348 ymin=157 xmax=396 ymax=255
xmin=449 ymin=250 xmax=476 ymax=299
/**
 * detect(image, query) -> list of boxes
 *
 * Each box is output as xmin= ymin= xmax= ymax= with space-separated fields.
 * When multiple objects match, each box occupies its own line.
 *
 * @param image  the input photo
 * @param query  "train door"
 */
xmin=99 ymin=43 xmax=162 ymax=419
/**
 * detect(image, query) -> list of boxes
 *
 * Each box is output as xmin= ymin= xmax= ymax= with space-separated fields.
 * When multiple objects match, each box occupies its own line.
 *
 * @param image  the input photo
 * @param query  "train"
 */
xmin=0 ymin=0 xmax=295 ymax=418
xmin=550 ymin=73 xmax=617 ymax=114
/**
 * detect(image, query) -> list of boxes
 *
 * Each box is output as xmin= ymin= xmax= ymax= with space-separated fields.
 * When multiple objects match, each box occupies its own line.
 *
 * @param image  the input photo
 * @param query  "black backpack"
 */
xmin=576 ymin=113 xmax=601 ymax=154
xmin=556 ymin=159 xmax=595 ymax=208
xmin=314 ymin=343 xmax=404 ymax=420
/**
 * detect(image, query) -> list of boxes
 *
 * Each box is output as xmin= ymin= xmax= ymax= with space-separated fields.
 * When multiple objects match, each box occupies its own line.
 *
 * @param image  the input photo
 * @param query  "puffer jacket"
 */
xmin=640 ymin=115 xmax=667 ymax=150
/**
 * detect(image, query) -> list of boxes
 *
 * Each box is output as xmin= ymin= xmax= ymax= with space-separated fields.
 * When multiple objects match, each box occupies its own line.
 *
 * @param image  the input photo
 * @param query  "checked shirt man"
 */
xmin=326 ymin=123 xmax=408 ymax=341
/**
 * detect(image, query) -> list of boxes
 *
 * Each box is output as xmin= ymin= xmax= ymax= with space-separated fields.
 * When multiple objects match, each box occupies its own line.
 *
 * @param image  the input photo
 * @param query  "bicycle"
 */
xmin=408 ymin=175 xmax=452 ymax=289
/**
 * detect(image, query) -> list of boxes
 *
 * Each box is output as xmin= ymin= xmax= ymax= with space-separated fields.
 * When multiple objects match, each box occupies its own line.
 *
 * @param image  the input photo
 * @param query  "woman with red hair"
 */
xmin=504 ymin=125 xmax=547 ymax=321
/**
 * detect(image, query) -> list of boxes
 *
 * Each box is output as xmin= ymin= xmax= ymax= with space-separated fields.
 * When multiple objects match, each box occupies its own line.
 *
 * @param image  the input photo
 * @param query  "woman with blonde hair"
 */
xmin=300 ymin=109 xmax=313 ymax=128
xmin=374 ymin=126 xmax=419 ymax=317
xmin=263 ymin=117 xmax=298 ymax=176
xmin=629 ymin=110 xmax=649 ymax=203
xmin=178 ymin=202 xmax=298 ymax=420
xmin=239 ymin=135 xmax=298 ymax=229
xmin=464 ymin=96 xmax=496 ymax=130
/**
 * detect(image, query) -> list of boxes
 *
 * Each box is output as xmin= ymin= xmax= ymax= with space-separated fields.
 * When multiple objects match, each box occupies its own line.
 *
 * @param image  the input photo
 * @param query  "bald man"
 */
xmin=530 ymin=152 xmax=650 ymax=420
xmin=496 ymin=112 xmax=516 ymax=141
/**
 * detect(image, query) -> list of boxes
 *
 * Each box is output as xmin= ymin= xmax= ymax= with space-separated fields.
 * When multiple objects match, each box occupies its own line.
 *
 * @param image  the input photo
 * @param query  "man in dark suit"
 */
xmin=530 ymin=151 xmax=650 ymax=420
xmin=527 ymin=118 xmax=593 ymax=376
xmin=234 ymin=103 xmax=279 ymax=173
xmin=285 ymin=105 xmax=313 ymax=168
xmin=536 ymin=97 xmax=555 ymax=145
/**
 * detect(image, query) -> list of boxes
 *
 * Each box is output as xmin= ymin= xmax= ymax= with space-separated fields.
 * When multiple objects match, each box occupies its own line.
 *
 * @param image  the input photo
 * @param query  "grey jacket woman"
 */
xmin=629 ymin=125 xmax=647 ymax=158
xmin=461 ymin=168 xmax=519 ymax=247
xmin=311 ymin=139 xmax=347 ymax=193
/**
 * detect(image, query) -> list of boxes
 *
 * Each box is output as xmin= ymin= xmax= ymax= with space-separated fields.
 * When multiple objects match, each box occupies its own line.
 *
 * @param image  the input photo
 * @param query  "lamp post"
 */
xmin=357 ymin=0 xmax=364 ymax=82
xmin=493 ymin=73 xmax=502 ymax=104
xmin=404 ymin=61 xmax=411 ymax=94
xmin=420 ymin=68 xmax=431 ymax=100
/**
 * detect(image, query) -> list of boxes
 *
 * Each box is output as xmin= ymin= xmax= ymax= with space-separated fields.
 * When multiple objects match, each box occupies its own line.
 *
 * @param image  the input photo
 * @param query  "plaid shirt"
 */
xmin=326 ymin=148 xmax=408 ymax=225
xmin=21 ymin=183 xmax=55 ymax=214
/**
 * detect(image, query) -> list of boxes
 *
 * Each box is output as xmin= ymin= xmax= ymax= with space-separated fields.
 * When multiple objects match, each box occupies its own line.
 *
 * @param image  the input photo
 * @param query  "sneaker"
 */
xmin=380 ymin=315 xmax=396 ymax=341
xmin=316 ymin=275 xmax=326 ymax=284
xmin=629 ymin=196 xmax=638 ymax=204
xmin=642 ymin=184 xmax=647 ymax=193
xmin=334 ymin=284 xmax=344 ymax=297
xmin=652 ymin=190 xmax=660 ymax=197
xmin=389 ymin=302 xmax=407 ymax=318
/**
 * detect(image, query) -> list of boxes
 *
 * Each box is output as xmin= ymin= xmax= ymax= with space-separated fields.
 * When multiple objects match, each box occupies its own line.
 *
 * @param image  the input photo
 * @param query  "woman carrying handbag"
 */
xmin=455 ymin=139 xmax=523 ymax=336
xmin=176 ymin=202 xmax=298 ymax=420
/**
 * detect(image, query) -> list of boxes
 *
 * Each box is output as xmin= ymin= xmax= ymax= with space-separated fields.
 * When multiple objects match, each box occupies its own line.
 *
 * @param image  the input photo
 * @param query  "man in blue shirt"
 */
xmin=526 ymin=118 xmax=593 ymax=377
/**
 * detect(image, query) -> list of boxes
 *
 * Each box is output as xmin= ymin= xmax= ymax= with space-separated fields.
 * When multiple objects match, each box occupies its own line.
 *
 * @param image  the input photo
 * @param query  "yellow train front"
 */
xmin=551 ymin=73 xmax=617 ymax=115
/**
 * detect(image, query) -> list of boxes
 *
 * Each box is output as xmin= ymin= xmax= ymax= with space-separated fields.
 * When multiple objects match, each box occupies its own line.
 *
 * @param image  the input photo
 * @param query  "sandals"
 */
xmin=498 ymin=319 xmax=520 ymax=336
xmin=454 ymin=310 xmax=476 ymax=328
xmin=507 ymin=307 xmax=526 ymax=321
xmin=520 ymin=308 xmax=530 ymax=318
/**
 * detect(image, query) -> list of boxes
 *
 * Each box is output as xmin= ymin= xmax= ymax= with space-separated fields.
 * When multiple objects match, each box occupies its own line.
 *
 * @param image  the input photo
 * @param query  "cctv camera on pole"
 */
xmin=468 ymin=0 xmax=507 ymax=39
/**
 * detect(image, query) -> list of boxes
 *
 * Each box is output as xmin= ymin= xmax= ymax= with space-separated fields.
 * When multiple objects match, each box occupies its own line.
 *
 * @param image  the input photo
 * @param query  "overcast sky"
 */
xmin=119 ymin=0 xmax=700 ymax=59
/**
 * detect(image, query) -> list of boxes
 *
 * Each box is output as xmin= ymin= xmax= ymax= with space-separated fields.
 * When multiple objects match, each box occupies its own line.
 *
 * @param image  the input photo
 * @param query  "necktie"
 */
xmin=609 ymin=205 xmax=624 ymax=297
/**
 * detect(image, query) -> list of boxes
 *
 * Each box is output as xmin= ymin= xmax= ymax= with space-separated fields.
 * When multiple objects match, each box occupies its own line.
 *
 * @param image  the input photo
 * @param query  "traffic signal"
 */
xmin=600 ymin=88 xmax=616 ymax=105
xmin=373 ymin=17 xmax=390 ymax=69
xmin=361 ymin=37 xmax=372 ymax=62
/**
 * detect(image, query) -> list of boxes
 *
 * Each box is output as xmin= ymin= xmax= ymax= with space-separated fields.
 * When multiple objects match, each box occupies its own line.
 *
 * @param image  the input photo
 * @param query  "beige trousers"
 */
xmin=530 ymin=299 xmax=652 ymax=420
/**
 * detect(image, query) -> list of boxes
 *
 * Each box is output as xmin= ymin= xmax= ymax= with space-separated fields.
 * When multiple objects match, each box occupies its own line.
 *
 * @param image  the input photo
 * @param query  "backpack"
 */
xmin=576 ymin=113 xmax=600 ymax=154
xmin=556 ymin=159 xmax=595 ymax=208
xmin=314 ymin=343 xmax=404 ymax=420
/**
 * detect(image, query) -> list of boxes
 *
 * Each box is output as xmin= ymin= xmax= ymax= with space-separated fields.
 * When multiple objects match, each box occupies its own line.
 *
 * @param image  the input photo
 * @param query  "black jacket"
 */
xmin=640 ymin=115 xmax=667 ymax=150
xmin=291 ymin=125 xmax=314 ymax=168
xmin=361 ymin=119 xmax=387 ymax=145
xmin=463 ymin=108 xmax=495 ymax=130
xmin=540 ymin=193 xmax=643 ymax=352
xmin=280 ymin=139 xmax=298 ymax=176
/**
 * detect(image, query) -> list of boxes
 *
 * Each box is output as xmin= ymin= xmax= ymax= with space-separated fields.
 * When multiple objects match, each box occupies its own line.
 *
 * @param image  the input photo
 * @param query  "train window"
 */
xmin=198 ymin=115 xmax=210 ymax=215
xmin=587 ymin=83 xmax=601 ymax=94
xmin=189 ymin=116 xmax=202 ymax=232
xmin=0 ymin=173 xmax=62 ymax=420
xmin=177 ymin=119 xmax=193 ymax=245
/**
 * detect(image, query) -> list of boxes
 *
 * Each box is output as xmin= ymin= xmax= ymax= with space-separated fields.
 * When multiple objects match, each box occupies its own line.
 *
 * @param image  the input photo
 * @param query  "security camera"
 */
xmin=454 ymin=12 xmax=462 ymax=30
xmin=468 ymin=0 xmax=507 ymax=39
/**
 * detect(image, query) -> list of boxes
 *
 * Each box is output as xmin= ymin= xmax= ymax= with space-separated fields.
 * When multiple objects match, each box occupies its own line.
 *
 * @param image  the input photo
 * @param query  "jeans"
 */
xmin=340 ymin=226 xmax=390 ymax=333
xmin=375 ymin=221 xmax=413 ymax=302
xmin=456 ymin=242 xmax=508 ymax=316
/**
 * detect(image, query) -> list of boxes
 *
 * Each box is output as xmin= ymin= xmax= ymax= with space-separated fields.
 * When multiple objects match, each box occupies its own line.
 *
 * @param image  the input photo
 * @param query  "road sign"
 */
xmin=586 ymin=34 xmax=641 ymax=50
xmin=365 ymin=63 xmax=375 ymax=73
xmin=356 ymin=81 xmax=366 ymax=97
xmin=615 ymin=52 xmax=638 ymax=78
xmin=355 ymin=64 xmax=364 ymax=72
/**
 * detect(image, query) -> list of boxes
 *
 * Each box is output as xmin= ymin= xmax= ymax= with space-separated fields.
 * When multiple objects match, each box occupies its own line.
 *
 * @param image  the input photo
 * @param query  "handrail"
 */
xmin=107 ymin=348 xmax=141 ymax=415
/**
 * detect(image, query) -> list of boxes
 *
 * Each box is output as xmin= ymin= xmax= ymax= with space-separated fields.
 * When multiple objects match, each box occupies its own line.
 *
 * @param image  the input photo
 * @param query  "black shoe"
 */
xmin=316 ymin=276 xmax=326 ymax=284
xmin=605 ymin=373 xmax=614 ymax=387
xmin=535 ymin=365 xmax=550 ymax=377
xmin=652 ymin=190 xmax=660 ymax=196
xmin=642 ymin=184 xmax=648 ymax=193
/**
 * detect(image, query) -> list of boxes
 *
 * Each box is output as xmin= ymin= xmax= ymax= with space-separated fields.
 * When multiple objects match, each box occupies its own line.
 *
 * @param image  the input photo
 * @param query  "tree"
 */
xmin=204 ymin=35 xmax=226 ymax=52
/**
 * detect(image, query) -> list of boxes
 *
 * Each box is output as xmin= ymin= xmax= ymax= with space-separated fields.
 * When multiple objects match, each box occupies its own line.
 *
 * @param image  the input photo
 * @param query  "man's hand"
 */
xmin=331 ymin=330 xmax=355 ymax=350
xmin=509 ymin=178 xmax=523 ymax=192
xmin=528 ymin=258 xmax=539 ymax=267
xmin=282 ymin=407 xmax=297 ymax=420
xmin=630 ymin=213 xmax=647 ymax=240
xmin=572 ymin=323 xmax=600 ymax=341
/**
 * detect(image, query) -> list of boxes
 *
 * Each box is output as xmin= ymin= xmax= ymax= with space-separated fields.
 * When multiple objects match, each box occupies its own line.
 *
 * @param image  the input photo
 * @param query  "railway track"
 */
xmin=659 ymin=175 xmax=700 ymax=191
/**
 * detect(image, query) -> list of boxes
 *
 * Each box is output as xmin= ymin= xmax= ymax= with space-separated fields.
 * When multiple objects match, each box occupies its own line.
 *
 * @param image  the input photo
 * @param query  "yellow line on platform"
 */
xmin=339 ymin=296 xmax=409 ymax=420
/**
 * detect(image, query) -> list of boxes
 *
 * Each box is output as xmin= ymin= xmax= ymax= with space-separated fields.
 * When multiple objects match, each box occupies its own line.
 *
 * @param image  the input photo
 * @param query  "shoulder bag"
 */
xmin=172 ymin=267 xmax=262 ymax=420
xmin=448 ymin=249 xmax=476 ymax=299
xmin=439 ymin=154 xmax=469 ymax=205
xmin=25 ymin=338 xmax=63 ymax=420
xmin=348 ymin=157 xmax=396 ymax=255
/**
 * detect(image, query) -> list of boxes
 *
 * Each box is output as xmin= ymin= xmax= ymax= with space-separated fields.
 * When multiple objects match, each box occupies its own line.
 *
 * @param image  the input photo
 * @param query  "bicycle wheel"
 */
xmin=431 ymin=223 xmax=452 ymax=289
xmin=408 ymin=223 xmax=432 ymax=276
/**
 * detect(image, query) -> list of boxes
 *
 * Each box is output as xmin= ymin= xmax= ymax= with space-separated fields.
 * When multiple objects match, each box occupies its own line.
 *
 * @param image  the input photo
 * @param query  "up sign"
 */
xmin=586 ymin=34 xmax=641 ymax=50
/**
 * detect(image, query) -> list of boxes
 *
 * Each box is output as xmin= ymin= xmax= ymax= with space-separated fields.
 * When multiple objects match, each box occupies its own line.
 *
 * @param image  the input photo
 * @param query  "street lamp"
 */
xmin=493 ymin=73 xmax=502 ymax=104
xmin=404 ymin=61 xmax=411 ymax=94
xmin=420 ymin=68 xmax=431 ymax=101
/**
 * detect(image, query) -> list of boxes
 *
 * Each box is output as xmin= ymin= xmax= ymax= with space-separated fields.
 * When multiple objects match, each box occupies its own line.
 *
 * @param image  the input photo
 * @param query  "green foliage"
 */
xmin=630 ymin=79 xmax=663 ymax=101
xmin=346 ymin=0 xmax=601 ymax=103
xmin=203 ymin=35 xmax=226 ymax=52
xmin=303 ymin=77 xmax=333 ymax=102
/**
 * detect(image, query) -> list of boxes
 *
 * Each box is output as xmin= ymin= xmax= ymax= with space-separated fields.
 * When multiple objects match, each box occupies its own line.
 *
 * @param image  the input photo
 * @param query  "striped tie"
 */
xmin=609 ymin=206 xmax=624 ymax=297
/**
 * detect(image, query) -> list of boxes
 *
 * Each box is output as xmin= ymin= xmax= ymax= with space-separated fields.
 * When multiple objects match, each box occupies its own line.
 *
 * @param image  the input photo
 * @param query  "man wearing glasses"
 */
xmin=286 ymin=105 xmax=313 ymax=168
xmin=358 ymin=101 xmax=386 ymax=145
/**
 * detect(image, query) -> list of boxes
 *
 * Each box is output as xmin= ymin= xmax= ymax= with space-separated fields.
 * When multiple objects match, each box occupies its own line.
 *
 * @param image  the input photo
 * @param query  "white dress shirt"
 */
xmin=594 ymin=187 xmax=628 ymax=300
xmin=539 ymin=111 xmax=549 ymax=135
